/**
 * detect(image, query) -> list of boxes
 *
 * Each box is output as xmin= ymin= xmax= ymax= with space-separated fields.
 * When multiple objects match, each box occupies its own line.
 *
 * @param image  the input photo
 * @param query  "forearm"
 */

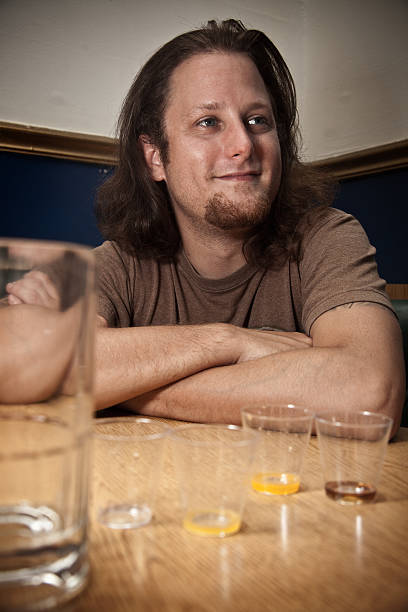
xmin=94 ymin=323 xmax=239 ymax=409
xmin=123 ymin=345 xmax=404 ymax=435
xmin=121 ymin=348 xmax=340 ymax=422
xmin=0 ymin=305 xmax=77 ymax=403
xmin=122 ymin=348 xmax=347 ymax=422
xmin=98 ymin=305 xmax=405 ymax=437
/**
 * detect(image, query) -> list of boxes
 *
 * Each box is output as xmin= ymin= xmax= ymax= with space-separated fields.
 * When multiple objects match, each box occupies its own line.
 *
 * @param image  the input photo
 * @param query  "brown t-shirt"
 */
xmin=94 ymin=208 xmax=392 ymax=334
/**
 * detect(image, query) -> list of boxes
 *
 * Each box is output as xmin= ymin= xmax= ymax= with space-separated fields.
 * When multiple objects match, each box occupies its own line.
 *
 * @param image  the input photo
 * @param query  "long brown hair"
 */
xmin=96 ymin=19 xmax=334 ymax=266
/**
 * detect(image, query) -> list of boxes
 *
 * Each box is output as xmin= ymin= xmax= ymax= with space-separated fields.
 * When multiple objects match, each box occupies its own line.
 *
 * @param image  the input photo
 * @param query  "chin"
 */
xmin=204 ymin=191 xmax=271 ymax=230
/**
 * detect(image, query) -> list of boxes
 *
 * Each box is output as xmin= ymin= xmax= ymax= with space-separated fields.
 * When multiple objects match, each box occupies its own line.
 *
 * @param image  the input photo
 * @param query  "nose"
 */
xmin=223 ymin=120 xmax=254 ymax=160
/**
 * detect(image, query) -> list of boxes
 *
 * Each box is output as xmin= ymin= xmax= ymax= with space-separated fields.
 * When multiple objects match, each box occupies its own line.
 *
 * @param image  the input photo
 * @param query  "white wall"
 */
xmin=0 ymin=0 xmax=407 ymax=161
xmin=301 ymin=0 xmax=408 ymax=160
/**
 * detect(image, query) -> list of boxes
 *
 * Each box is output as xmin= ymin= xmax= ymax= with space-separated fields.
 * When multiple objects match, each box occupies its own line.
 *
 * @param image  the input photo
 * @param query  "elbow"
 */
xmin=362 ymin=371 xmax=405 ymax=439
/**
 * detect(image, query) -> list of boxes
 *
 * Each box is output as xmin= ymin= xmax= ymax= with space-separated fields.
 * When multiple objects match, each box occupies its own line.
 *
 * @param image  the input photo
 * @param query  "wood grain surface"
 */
xmin=70 ymin=424 xmax=408 ymax=612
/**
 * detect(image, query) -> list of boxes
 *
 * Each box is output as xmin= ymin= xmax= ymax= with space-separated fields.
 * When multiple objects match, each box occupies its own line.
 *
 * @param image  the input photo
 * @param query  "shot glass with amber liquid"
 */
xmin=315 ymin=410 xmax=393 ymax=505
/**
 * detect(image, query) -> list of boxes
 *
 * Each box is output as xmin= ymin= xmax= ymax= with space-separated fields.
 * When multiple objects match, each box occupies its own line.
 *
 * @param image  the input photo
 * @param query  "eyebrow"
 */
xmin=188 ymin=99 xmax=272 ymax=117
xmin=189 ymin=102 xmax=225 ymax=115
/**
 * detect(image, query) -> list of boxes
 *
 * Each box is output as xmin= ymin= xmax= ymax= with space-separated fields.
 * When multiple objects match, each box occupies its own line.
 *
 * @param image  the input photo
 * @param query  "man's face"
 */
xmin=149 ymin=52 xmax=282 ymax=235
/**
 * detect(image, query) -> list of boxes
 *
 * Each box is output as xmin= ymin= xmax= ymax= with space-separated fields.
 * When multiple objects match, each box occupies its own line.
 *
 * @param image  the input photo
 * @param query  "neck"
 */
xmin=180 ymin=228 xmax=248 ymax=279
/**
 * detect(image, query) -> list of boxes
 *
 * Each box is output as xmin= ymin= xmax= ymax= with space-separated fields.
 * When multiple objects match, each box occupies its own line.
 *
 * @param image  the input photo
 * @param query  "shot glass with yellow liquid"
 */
xmin=170 ymin=424 xmax=257 ymax=537
xmin=241 ymin=405 xmax=314 ymax=496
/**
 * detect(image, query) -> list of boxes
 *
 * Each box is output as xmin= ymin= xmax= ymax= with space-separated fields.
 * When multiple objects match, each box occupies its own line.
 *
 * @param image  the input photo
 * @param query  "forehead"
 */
xmin=165 ymin=52 xmax=271 ymax=115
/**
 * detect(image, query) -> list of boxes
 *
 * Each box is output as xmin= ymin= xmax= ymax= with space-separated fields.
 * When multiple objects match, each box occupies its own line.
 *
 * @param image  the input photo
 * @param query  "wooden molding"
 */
xmin=311 ymin=140 xmax=408 ymax=179
xmin=1 ymin=121 xmax=407 ymax=178
xmin=0 ymin=121 xmax=118 ymax=166
xmin=386 ymin=284 xmax=408 ymax=300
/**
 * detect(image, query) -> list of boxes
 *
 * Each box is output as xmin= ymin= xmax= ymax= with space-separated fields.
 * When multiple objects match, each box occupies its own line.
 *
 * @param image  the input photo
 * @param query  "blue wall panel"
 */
xmin=333 ymin=168 xmax=407 ymax=283
xmin=1 ymin=152 xmax=105 ymax=247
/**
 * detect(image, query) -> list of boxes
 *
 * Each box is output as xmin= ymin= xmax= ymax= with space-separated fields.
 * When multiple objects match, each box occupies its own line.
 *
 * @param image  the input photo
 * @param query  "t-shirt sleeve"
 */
xmin=299 ymin=208 xmax=394 ymax=334
xmin=94 ymin=241 xmax=134 ymax=327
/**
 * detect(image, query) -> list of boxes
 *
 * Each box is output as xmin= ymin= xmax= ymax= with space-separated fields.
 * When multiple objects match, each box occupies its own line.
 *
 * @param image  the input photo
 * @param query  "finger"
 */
xmin=24 ymin=271 xmax=59 ymax=302
xmin=272 ymin=332 xmax=312 ymax=345
xmin=257 ymin=330 xmax=312 ymax=346
xmin=6 ymin=277 xmax=54 ymax=307
xmin=7 ymin=294 xmax=23 ymax=305
xmin=274 ymin=341 xmax=312 ymax=352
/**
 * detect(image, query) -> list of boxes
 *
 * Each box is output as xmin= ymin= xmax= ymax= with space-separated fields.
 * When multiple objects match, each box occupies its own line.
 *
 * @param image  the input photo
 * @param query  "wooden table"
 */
xmin=73 ymin=424 xmax=408 ymax=612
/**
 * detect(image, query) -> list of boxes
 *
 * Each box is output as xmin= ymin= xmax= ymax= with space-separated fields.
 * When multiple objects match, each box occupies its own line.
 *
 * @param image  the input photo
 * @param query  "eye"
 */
xmin=247 ymin=116 xmax=272 ymax=132
xmin=197 ymin=117 xmax=218 ymax=128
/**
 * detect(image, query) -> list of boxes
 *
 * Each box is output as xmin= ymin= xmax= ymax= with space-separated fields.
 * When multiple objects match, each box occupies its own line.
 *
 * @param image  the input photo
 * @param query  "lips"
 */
xmin=215 ymin=171 xmax=261 ymax=181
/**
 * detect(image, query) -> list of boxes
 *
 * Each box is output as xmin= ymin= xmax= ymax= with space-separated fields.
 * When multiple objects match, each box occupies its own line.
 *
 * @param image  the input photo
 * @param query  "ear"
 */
xmin=139 ymin=135 xmax=166 ymax=182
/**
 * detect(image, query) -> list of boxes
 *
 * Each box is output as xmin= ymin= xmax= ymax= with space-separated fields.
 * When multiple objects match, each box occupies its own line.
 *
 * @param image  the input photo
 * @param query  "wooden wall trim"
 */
xmin=311 ymin=140 xmax=408 ymax=179
xmin=386 ymin=284 xmax=408 ymax=300
xmin=1 ymin=121 xmax=407 ymax=178
xmin=0 ymin=121 xmax=118 ymax=166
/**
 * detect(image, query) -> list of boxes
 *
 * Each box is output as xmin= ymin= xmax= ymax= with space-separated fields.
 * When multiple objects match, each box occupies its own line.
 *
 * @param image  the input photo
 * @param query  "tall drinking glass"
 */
xmin=0 ymin=238 xmax=95 ymax=611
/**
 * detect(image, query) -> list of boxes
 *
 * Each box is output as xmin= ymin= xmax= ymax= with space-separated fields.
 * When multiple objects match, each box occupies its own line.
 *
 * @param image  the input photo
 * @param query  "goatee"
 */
xmin=204 ymin=191 xmax=271 ymax=230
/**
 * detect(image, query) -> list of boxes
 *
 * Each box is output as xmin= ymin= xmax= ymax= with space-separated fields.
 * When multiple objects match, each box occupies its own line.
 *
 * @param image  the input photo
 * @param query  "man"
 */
xmin=7 ymin=20 xmax=405 ymax=434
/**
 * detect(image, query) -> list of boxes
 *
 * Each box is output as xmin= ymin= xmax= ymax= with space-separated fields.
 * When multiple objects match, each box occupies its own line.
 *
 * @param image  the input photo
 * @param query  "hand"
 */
xmin=6 ymin=271 xmax=60 ymax=310
xmin=232 ymin=327 xmax=312 ymax=363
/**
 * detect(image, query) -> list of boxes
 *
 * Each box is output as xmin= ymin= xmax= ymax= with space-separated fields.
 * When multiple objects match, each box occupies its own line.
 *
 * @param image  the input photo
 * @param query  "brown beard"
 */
xmin=204 ymin=191 xmax=271 ymax=230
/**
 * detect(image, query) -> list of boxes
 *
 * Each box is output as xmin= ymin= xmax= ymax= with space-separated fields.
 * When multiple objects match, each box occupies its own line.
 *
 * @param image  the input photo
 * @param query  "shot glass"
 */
xmin=315 ymin=410 xmax=393 ymax=504
xmin=170 ymin=424 xmax=257 ymax=537
xmin=92 ymin=417 xmax=168 ymax=529
xmin=241 ymin=405 xmax=314 ymax=495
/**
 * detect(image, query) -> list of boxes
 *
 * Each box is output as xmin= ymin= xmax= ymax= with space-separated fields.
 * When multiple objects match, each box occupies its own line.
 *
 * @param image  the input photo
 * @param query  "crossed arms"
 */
xmin=96 ymin=303 xmax=404 ymax=437
xmin=3 ymin=270 xmax=405 ymax=437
